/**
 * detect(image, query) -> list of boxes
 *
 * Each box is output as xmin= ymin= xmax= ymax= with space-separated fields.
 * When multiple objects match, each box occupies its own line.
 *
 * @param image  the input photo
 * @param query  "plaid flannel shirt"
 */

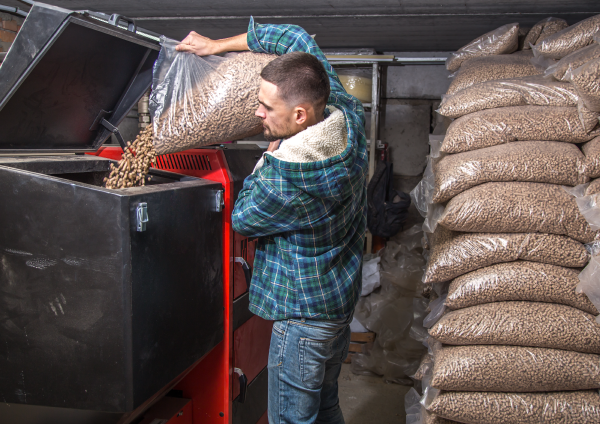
xmin=231 ymin=18 xmax=368 ymax=321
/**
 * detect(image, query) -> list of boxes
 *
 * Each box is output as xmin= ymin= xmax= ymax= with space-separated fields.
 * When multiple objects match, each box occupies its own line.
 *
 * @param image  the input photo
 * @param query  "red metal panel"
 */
xmin=257 ymin=411 xmax=269 ymax=424
xmin=232 ymin=316 xmax=273 ymax=400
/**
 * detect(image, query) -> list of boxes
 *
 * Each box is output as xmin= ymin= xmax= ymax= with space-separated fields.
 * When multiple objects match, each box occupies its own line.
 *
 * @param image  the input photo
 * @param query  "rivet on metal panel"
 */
xmin=136 ymin=202 xmax=149 ymax=232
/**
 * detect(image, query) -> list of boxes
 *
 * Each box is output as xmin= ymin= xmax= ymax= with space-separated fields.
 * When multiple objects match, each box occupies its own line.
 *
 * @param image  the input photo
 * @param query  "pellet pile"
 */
xmin=104 ymin=126 xmax=157 ymax=189
xmin=408 ymin=15 xmax=600 ymax=424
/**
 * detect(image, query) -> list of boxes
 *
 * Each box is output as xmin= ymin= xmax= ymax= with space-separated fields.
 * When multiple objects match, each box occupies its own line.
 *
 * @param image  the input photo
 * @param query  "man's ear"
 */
xmin=294 ymin=106 xmax=307 ymax=125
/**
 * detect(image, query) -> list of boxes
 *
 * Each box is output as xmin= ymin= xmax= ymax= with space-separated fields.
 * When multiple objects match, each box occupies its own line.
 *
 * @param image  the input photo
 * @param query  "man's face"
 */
xmin=255 ymin=80 xmax=298 ymax=141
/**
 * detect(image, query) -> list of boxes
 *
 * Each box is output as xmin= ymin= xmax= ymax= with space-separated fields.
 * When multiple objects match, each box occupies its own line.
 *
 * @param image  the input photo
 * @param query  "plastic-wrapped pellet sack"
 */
xmin=438 ymin=75 xmax=579 ymax=119
xmin=522 ymin=17 xmax=569 ymax=49
xmin=423 ymin=228 xmax=589 ymax=284
xmin=583 ymin=137 xmax=600 ymax=178
xmin=438 ymin=182 xmax=600 ymax=243
xmin=446 ymin=261 xmax=598 ymax=314
xmin=440 ymin=106 xmax=600 ymax=154
xmin=533 ymin=14 xmax=600 ymax=59
xmin=150 ymin=38 xmax=276 ymax=155
xmin=446 ymin=23 xmax=519 ymax=72
xmin=588 ymin=179 xmax=600 ymax=196
xmin=432 ymin=345 xmax=600 ymax=392
xmin=432 ymin=141 xmax=587 ymax=203
xmin=429 ymin=301 xmax=600 ymax=353
xmin=405 ymin=388 xmax=461 ymax=424
xmin=446 ymin=54 xmax=540 ymax=95
xmin=547 ymin=43 xmax=600 ymax=81
xmin=427 ymin=391 xmax=600 ymax=424
xmin=568 ymin=57 xmax=600 ymax=112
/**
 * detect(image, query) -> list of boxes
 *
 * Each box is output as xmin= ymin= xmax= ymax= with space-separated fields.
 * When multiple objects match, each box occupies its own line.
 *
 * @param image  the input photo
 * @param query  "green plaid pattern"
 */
xmin=231 ymin=18 xmax=368 ymax=320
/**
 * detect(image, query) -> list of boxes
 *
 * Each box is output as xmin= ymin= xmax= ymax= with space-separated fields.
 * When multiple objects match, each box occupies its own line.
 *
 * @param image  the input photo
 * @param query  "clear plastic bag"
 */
xmin=441 ymin=106 xmax=600 ymax=154
xmin=533 ymin=14 xmax=600 ymax=59
xmin=438 ymin=75 xmax=579 ymax=119
xmin=438 ymin=182 xmax=599 ymax=243
xmin=523 ymin=17 xmax=569 ymax=49
xmin=446 ymin=23 xmax=519 ymax=72
xmin=579 ymin=254 xmax=600 ymax=324
xmin=361 ymin=255 xmax=381 ymax=296
xmin=432 ymin=344 xmax=600 ymax=392
xmin=446 ymin=261 xmax=598 ymax=314
xmin=446 ymin=54 xmax=540 ymax=95
xmin=588 ymin=179 xmax=600 ymax=196
xmin=546 ymin=43 xmax=600 ymax=81
xmin=150 ymin=37 xmax=276 ymax=154
xmin=426 ymin=390 xmax=600 ymax=424
xmin=564 ymin=182 xmax=600 ymax=231
xmin=423 ymin=228 xmax=589 ymax=284
xmin=433 ymin=141 xmax=587 ymax=203
xmin=578 ymin=99 xmax=600 ymax=133
xmin=429 ymin=301 xmax=600 ymax=353
xmin=410 ymin=156 xmax=445 ymax=234
xmin=567 ymin=56 xmax=600 ymax=112
xmin=405 ymin=387 xmax=461 ymax=424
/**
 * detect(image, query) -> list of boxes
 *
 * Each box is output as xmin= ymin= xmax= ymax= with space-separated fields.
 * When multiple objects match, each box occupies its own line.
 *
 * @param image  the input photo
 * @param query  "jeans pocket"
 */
xmin=299 ymin=336 xmax=336 ymax=390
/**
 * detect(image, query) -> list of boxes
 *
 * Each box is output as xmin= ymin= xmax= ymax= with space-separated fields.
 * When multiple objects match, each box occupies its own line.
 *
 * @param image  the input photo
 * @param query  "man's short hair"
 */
xmin=260 ymin=52 xmax=330 ymax=109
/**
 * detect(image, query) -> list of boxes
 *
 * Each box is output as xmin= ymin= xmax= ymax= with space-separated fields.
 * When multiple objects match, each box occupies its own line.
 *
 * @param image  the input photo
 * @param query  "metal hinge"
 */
xmin=136 ymin=202 xmax=149 ymax=232
xmin=215 ymin=190 xmax=224 ymax=212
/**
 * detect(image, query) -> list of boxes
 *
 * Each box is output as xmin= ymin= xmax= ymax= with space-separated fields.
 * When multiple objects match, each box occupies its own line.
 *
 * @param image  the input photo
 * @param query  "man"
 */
xmin=177 ymin=18 xmax=367 ymax=424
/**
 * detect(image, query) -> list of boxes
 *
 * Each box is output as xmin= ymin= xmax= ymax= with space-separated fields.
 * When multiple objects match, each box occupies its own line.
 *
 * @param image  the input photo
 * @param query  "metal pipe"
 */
xmin=0 ymin=5 xmax=28 ymax=17
xmin=134 ymin=11 xmax=600 ymax=21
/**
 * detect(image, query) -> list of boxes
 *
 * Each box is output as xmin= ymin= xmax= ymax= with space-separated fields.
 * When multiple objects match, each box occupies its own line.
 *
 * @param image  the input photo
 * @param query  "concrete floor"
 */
xmin=338 ymin=364 xmax=410 ymax=424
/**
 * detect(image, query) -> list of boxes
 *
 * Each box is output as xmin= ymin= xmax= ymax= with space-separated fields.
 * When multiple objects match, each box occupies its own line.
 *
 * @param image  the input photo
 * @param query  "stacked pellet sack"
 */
xmin=411 ymin=16 xmax=600 ymax=424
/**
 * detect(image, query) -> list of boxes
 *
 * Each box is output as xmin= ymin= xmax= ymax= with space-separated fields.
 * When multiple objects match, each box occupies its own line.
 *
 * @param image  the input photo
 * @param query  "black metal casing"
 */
xmin=0 ymin=157 xmax=224 ymax=413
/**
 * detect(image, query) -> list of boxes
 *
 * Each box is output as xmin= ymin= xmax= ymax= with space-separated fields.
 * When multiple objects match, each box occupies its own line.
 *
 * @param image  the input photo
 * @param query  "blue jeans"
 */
xmin=268 ymin=315 xmax=351 ymax=424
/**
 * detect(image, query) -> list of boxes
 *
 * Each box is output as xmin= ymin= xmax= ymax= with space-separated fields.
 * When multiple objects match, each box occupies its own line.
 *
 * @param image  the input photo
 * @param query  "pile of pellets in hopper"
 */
xmin=437 ymin=182 xmax=600 ymax=243
xmin=548 ymin=43 xmax=600 ymax=81
xmin=568 ymin=56 xmax=600 ymax=112
xmin=533 ymin=14 xmax=600 ymax=59
xmin=522 ymin=17 xmax=568 ymax=49
xmin=432 ymin=141 xmax=588 ymax=203
xmin=445 ymin=23 xmax=519 ymax=72
xmin=428 ymin=301 xmax=600 ymax=353
xmin=445 ymin=261 xmax=598 ymax=313
xmin=431 ymin=345 xmax=600 ymax=392
xmin=104 ymin=126 xmax=157 ymax=189
xmin=437 ymin=75 xmax=579 ymax=118
xmin=440 ymin=105 xmax=600 ymax=154
xmin=446 ymin=54 xmax=540 ymax=95
xmin=427 ymin=390 xmax=600 ymax=424
xmin=152 ymin=52 xmax=276 ymax=155
xmin=423 ymin=228 xmax=589 ymax=283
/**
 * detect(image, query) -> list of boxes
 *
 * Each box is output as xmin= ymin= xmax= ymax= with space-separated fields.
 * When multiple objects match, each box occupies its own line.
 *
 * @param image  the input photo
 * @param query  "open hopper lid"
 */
xmin=0 ymin=2 xmax=161 ymax=153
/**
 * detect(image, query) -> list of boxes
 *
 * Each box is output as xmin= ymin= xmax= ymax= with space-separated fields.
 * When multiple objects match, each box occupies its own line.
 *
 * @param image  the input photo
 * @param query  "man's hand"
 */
xmin=266 ymin=140 xmax=281 ymax=152
xmin=176 ymin=32 xmax=249 ymax=57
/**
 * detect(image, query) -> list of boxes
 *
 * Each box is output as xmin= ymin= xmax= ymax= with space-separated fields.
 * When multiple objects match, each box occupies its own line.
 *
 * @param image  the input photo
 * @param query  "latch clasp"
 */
xmin=136 ymin=203 xmax=149 ymax=232
xmin=215 ymin=190 xmax=224 ymax=212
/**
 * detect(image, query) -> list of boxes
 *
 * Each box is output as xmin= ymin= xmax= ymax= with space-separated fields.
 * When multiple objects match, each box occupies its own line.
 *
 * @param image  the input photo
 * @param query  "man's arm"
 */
xmin=176 ymin=32 xmax=249 ymax=55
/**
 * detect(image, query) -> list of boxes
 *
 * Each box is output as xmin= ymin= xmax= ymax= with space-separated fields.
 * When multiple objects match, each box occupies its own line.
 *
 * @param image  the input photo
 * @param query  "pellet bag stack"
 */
xmin=409 ymin=15 xmax=600 ymax=424
xmin=149 ymin=37 xmax=276 ymax=155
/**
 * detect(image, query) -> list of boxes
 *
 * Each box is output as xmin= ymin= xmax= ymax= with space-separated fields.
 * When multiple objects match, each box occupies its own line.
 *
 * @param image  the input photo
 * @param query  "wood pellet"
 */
xmin=550 ymin=44 xmax=600 ymax=81
xmin=153 ymin=52 xmax=276 ymax=155
xmin=433 ymin=141 xmax=587 ymax=203
xmin=569 ymin=57 xmax=600 ymax=112
xmin=440 ymin=105 xmax=600 ymax=154
xmin=522 ymin=17 xmax=568 ymax=49
xmin=427 ymin=390 xmax=600 ymax=424
xmin=432 ymin=345 xmax=600 ymax=392
xmin=447 ymin=54 xmax=540 ymax=95
xmin=423 ymin=228 xmax=589 ymax=283
xmin=104 ymin=126 xmax=157 ymax=189
xmin=429 ymin=301 xmax=600 ymax=353
xmin=446 ymin=23 xmax=519 ymax=72
xmin=446 ymin=261 xmax=598 ymax=314
xmin=438 ymin=182 xmax=600 ymax=243
xmin=533 ymin=14 xmax=600 ymax=59
xmin=438 ymin=75 xmax=579 ymax=119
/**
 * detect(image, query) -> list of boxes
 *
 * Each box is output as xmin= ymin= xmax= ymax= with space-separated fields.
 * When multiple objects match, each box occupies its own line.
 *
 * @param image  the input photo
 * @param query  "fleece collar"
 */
xmin=253 ymin=106 xmax=348 ymax=173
